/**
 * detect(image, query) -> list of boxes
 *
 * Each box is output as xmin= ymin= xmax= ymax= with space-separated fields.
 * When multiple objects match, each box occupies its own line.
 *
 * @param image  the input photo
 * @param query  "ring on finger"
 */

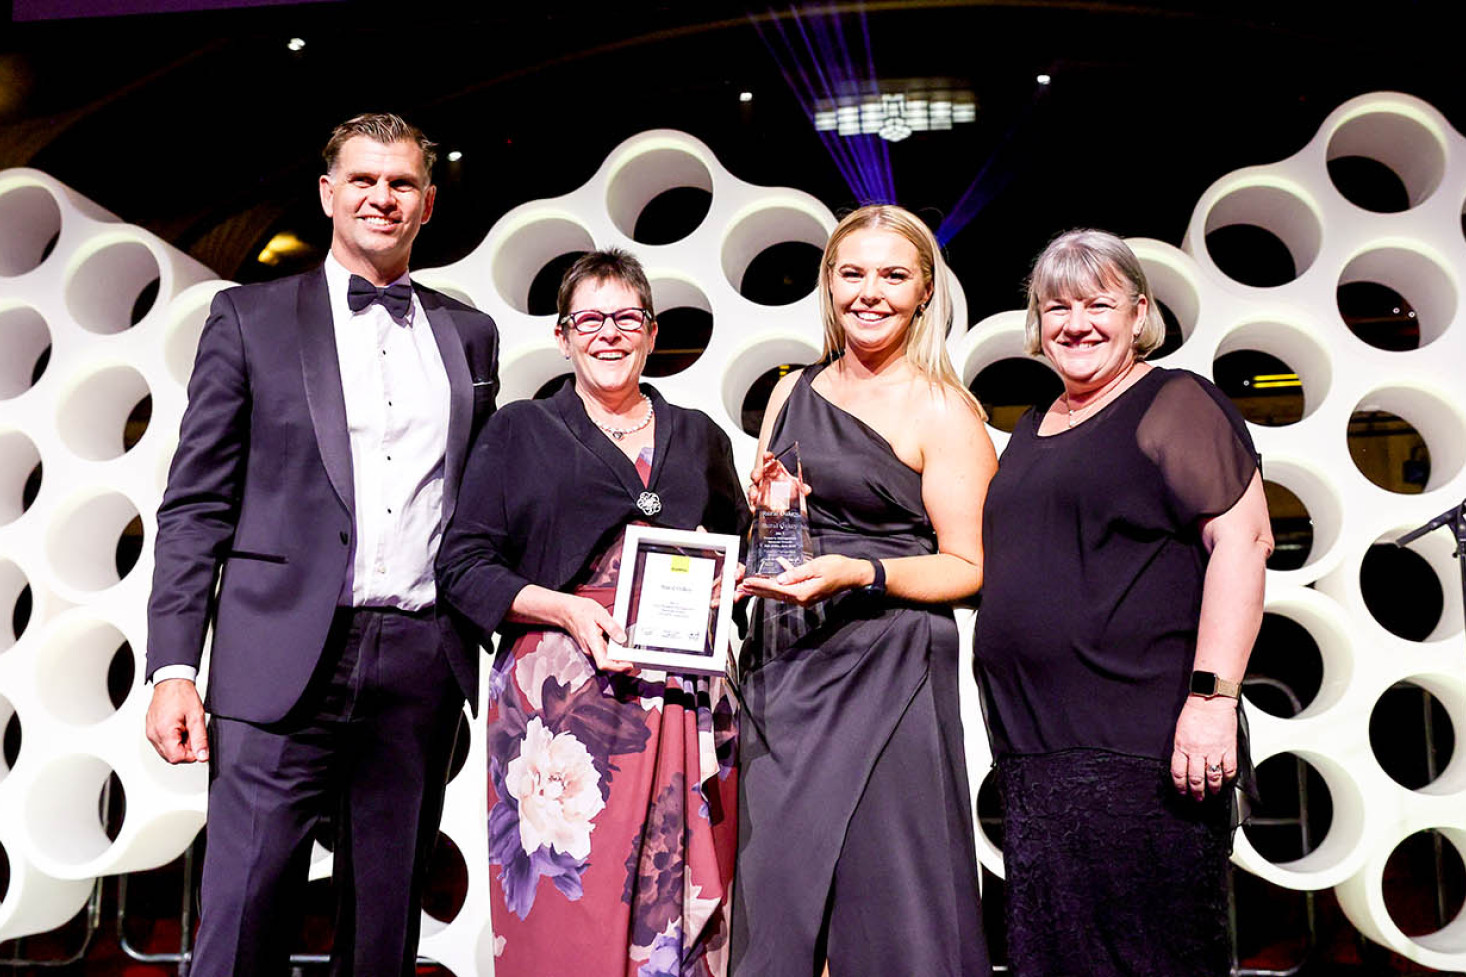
xmin=1207 ymin=763 xmax=1222 ymax=774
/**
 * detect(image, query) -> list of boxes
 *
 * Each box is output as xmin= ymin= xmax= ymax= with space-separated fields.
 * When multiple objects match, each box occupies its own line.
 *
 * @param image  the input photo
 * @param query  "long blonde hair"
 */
xmin=817 ymin=205 xmax=986 ymax=420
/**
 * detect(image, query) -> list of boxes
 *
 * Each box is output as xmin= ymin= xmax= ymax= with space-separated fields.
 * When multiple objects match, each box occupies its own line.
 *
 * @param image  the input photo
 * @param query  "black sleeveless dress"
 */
xmin=975 ymin=367 xmax=1259 ymax=977
xmin=731 ymin=365 xmax=990 ymax=977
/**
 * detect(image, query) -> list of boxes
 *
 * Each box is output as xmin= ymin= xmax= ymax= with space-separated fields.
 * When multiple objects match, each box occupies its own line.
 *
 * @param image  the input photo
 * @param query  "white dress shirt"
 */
xmin=324 ymin=252 xmax=451 ymax=609
xmin=153 ymin=254 xmax=451 ymax=686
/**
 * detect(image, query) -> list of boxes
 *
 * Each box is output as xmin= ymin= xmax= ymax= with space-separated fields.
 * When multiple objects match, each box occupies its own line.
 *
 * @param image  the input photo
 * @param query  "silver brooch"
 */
xmin=636 ymin=492 xmax=662 ymax=516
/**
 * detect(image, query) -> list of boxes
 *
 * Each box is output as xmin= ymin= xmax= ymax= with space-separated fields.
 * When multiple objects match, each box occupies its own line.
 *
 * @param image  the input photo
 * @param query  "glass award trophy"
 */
xmin=747 ymin=441 xmax=814 ymax=578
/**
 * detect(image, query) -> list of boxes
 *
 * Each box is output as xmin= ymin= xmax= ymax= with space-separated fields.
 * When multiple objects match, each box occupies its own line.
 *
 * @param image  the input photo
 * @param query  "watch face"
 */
xmin=1190 ymin=671 xmax=1217 ymax=696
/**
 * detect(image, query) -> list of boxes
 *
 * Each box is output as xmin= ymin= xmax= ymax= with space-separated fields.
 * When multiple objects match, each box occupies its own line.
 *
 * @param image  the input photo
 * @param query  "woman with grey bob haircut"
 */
xmin=1022 ymin=228 xmax=1168 ymax=357
xmin=975 ymin=228 xmax=1274 ymax=975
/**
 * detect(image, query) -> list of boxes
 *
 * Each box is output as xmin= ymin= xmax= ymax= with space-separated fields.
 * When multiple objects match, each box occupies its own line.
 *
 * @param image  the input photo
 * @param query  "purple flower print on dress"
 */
xmin=485 ymin=605 xmax=666 ymax=924
xmin=488 ymin=725 xmax=599 ymax=920
xmin=486 ymin=645 xmax=514 ymax=706
xmin=506 ymin=717 xmax=605 ymax=859
xmin=624 ymin=775 xmax=687 ymax=946
xmin=691 ymin=781 xmax=710 ymax=821
xmin=712 ymin=686 xmax=737 ymax=781
xmin=635 ymin=925 xmax=683 ymax=977
xmin=516 ymin=632 xmax=595 ymax=711
xmin=540 ymin=671 xmax=652 ymax=799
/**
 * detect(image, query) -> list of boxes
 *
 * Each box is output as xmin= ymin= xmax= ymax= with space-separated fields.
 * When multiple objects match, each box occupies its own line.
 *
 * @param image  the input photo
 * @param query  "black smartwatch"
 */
xmin=1189 ymin=670 xmax=1241 ymax=699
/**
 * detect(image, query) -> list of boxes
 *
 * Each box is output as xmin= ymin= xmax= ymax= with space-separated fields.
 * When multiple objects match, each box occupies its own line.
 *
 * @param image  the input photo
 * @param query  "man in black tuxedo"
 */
xmin=144 ymin=112 xmax=498 ymax=976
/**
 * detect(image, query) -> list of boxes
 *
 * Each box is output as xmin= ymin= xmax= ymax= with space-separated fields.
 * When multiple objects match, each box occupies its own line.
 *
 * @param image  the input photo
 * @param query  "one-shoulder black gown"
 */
xmin=731 ymin=365 xmax=989 ymax=977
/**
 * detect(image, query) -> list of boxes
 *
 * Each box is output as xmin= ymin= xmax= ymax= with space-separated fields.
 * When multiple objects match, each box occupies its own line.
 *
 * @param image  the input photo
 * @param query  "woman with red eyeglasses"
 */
xmin=439 ymin=248 xmax=748 ymax=977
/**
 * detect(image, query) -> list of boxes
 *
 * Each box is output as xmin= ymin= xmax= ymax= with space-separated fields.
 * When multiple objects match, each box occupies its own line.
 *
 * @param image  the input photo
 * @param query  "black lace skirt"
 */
xmin=998 ymin=750 xmax=1232 ymax=977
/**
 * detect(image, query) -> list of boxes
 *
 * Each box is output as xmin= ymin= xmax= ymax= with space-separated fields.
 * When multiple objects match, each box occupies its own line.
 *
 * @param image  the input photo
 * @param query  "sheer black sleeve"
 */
xmin=1137 ymin=371 xmax=1260 ymax=525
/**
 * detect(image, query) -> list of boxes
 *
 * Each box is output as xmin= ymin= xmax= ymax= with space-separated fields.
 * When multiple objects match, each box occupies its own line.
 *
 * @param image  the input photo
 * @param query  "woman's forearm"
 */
xmin=879 ymin=551 xmax=984 ymax=604
xmin=1192 ymin=531 xmax=1270 ymax=681
xmin=506 ymin=583 xmax=571 ymax=629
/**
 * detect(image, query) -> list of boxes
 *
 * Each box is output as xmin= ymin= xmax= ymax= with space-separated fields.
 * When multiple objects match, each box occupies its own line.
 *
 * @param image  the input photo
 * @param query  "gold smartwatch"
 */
xmin=1189 ymin=670 xmax=1241 ymax=699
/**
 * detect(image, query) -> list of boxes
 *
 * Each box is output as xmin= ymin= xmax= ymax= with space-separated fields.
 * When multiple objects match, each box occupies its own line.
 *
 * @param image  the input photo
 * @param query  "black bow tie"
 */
xmin=346 ymin=275 xmax=413 ymax=319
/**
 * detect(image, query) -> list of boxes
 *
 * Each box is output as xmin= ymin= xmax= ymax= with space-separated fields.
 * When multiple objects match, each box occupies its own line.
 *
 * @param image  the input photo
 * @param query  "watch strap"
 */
xmin=1190 ymin=670 xmax=1241 ymax=699
xmin=861 ymin=558 xmax=886 ymax=597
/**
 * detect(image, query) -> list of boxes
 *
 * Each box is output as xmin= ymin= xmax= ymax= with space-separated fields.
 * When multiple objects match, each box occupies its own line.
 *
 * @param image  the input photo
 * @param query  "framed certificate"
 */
xmin=607 ymin=525 xmax=739 ymax=675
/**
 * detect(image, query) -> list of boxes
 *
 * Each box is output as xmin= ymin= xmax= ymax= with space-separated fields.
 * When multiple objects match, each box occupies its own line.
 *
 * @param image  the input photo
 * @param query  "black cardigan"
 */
xmin=437 ymin=381 xmax=750 ymax=641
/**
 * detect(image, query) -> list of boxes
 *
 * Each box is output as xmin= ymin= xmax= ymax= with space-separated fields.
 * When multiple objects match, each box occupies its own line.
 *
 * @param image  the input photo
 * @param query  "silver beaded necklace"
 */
xmin=593 ymin=394 xmax=654 ymax=441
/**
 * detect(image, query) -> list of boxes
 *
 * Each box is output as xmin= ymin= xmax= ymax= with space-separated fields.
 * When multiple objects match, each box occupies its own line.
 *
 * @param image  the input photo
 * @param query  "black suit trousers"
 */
xmin=192 ymin=607 xmax=463 ymax=977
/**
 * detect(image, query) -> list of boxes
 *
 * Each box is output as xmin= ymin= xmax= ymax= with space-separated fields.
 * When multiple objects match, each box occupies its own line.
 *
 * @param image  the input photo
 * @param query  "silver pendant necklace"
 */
xmin=1063 ymin=397 xmax=1095 ymax=428
xmin=594 ymin=394 xmax=654 ymax=441
xmin=1062 ymin=362 xmax=1136 ymax=428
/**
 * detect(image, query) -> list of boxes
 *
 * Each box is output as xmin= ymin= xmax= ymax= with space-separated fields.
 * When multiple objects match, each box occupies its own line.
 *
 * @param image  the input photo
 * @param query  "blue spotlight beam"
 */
xmin=936 ymin=86 xmax=1050 ymax=245
xmin=757 ymin=15 xmax=861 ymax=196
xmin=755 ymin=3 xmax=1047 ymax=241
xmin=756 ymin=3 xmax=896 ymax=206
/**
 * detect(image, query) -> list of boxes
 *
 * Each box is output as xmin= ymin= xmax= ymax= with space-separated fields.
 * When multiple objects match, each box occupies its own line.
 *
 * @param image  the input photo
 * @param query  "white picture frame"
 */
xmin=607 ymin=525 xmax=739 ymax=676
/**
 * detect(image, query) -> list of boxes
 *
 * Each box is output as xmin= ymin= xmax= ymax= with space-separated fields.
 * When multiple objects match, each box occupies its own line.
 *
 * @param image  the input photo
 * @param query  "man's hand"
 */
xmin=145 ymin=679 xmax=209 ymax=764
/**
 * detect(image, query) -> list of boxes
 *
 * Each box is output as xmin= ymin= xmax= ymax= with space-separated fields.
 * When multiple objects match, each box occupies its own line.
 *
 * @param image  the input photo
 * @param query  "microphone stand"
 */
xmin=1392 ymin=498 xmax=1464 ymax=931
xmin=1394 ymin=498 xmax=1466 ymax=635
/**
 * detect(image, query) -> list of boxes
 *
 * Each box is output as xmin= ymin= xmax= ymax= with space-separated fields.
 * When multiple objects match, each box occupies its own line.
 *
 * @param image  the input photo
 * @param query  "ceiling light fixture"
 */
xmin=812 ymin=82 xmax=978 ymax=143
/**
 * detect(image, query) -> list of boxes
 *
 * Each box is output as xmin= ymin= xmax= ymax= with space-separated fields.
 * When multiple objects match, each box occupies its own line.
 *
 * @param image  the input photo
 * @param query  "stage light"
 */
xmin=811 ymin=86 xmax=975 ymax=145
xmin=930 ymin=100 xmax=953 ymax=131
xmin=1037 ymin=73 xmax=1051 ymax=86
xmin=739 ymin=91 xmax=754 ymax=103
xmin=287 ymin=37 xmax=305 ymax=52
xmin=879 ymin=120 xmax=912 ymax=142
xmin=907 ymin=99 xmax=930 ymax=132
xmin=256 ymin=231 xmax=311 ymax=267
xmin=446 ymin=150 xmax=463 ymax=162
xmin=861 ymin=101 xmax=883 ymax=135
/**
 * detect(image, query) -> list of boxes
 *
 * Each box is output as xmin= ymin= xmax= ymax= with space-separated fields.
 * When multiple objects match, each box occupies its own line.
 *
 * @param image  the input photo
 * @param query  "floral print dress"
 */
xmin=484 ymin=447 xmax=738 ymax=976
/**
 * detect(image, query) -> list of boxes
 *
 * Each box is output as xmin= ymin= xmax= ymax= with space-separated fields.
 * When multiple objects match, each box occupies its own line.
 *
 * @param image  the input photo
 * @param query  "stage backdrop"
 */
xmin=1 ymin=90 xmax=1464 ymax=974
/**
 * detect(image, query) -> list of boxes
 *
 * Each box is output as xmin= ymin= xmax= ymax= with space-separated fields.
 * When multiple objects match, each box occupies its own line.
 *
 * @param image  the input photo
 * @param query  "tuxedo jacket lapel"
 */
xmin=420 ymin=288 xmax=472 ymax=530
xmin=296 ymin=268 xmax=355 ymax=517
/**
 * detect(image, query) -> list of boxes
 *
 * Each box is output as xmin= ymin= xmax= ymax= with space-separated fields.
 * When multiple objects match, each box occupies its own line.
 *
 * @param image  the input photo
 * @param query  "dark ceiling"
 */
xmin=3 ymin=0 xmax=1464 ymax=318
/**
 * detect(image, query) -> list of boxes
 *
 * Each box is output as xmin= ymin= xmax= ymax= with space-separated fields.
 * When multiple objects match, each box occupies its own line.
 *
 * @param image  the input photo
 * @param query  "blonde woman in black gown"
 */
xmin=731 ymin=205 xmax=996 ymax=977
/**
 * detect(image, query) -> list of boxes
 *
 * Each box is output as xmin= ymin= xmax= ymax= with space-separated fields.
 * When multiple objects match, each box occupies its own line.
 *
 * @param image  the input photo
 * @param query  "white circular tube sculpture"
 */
xmin=1 ymin=94 xmax=1464 ymax=971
